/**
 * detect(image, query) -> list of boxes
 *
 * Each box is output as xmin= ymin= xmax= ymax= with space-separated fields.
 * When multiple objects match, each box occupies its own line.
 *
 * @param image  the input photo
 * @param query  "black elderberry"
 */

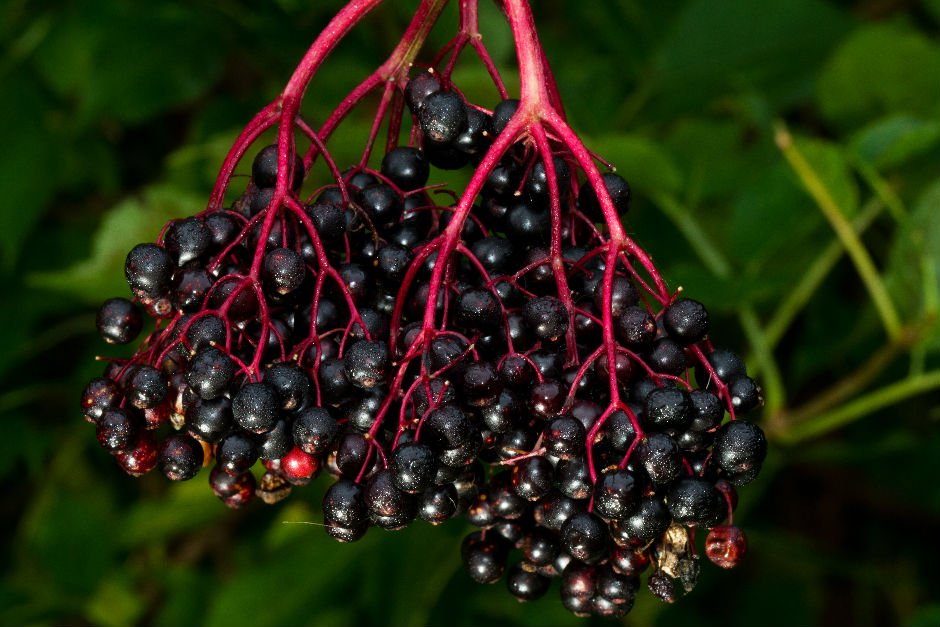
xmin=418 ymin=483 xmax=459 ymax=524
xmin=96 ymin=298 xmax=143 ymax=345
xmin=460 ymin=361 xmax=501 ymax=406
xmin=229 ymin=384 xmax=279 ymax=436
xmin=506 ymin=200 xmax=549 ymax=242
xmin=511 ymin=456 xmax=554 ymax=501
xmin=592 ymin=469 xmax=640 ymax=520
xmin=81 ymin=377 xmax=121 ymax=423
xmin=125 ymin=243 xmax=173 ymax=296
xmin=306 ymin=202 xmax=346 ymax=242
xmin=251 ymin=144 xmax=304 ymax=190
xmin=256 ymin=419 xmax=292 ymax=460
xmin=524 ymin=296 xmax=569 ymax=340
xmin=602 ymin=409 xmax=638 ymax=452
xmin=544 ymin=415 xmax=587 ymax=459
xmin=454 ymin=105 xmax=492 ymax=156
xmin=216 ymin=431 xmax=259 ymax=476
xmin=185 ymin=315 xmax=227 ymax=353
xmin=699 ymin=348 xmax=747 ymax=386
xmin=616 ymin=306 xmax=657 ymax=348
xmin=209 ymin=465 xmax=256 ymax=509
xmin=636 ymin=432 xmax=682 ymax=485
xmin=127 ymin=366 xmax=168 ymax=409
xmin=186 ymin=397 xmax=233 ymax=444
xmin=713 ymin=420 xmax=767 ymax=480
xmin=323 ymin=479 xmax=368 ymax=541
xmin=578 ymin=172 xmax=631 ymax=220
xmin=663 ymin=298 xmax=709 ymax=344
xmin=343 ymin=340 xmax=389 ymax=389
xmin=469 ymin=236 xmax=515 ymax=275
xmin=347 ymin=390 xmax=384 ymax=432
xmin=96 ymin=409 xmax=138 ymax=452
xmin=644 ymin=386 xmax=693 ymax=432
xmin=164 ymin=217 xmax=211 ymax=267
xmin=666 ymin=478 xmax=725 ymax=527
xmin=381 ymin=147 xmax=430 ymax=192
xmin=534 ymin=490 xmax=585 ymax=531
xmin=526 ymin=156 xmax=571 ymax=205
xmin=528 ymin=378 xmax=566 ymax=420
xmin=556 ymin=456 xmax=592 ymax=500
xmin=419 ymin=91 xmax=467 ymax=144
xmin=619 ymin=496 xmax=671 ymax=544
xmin=158 ymin=434 xmax=204 ymax=481
xmin=461 ymin=531 xmax=510 ymax=584
xmin=561 ymin=512 xmax=609 ymax=564
xmin=263 ymin=363 xmax=311 ymax=411
xmin=610 ymin=546 xmax=651 ymax=576
xmin=404 ymin=70 xmax=441 ymax=113
xmin=333 ymin=432 xmax=371 ymax=477
xmin=338 ymin=263 xmax=370 ymax=303
xmin=491 ymin=98 xmax=520 ymax=136
xmin=649 ymin=338 xmax=687 ymax=375
xmin=498 ymin=354 xmax=535 ymax=389
xmin=375 ymin=244 xmax=414 ymax=284
xmin=421 ymin=405 xmax=473 ymax=450
xmin=729 ymin=376 xmax=763 ymax=413
xmin=365 ymin=469 xmax=418 ymax=530
xmin=263 ymin=247 xmax=306 ymax=295
xmin=506 ymin=562 xmax=550 ymax=602
xmin=390 ymin=441 xmax=437 ymax=493
xmin=455 ymin=287 xmax=502 ymax=332
xmin=358 ymin=183 xmax=403 ymax=229
xmin=592 ymin=275 xmax=638 ymax=318
xmin=204 ymin=212 xmax=239 ymax=251
xmin=173 ymin=267 xmax=214 ymax=312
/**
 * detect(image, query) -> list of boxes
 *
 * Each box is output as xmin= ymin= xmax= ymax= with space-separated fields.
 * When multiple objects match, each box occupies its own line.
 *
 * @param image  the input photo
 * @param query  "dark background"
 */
xmin=1 ymin=1 xmax=938 ymax=625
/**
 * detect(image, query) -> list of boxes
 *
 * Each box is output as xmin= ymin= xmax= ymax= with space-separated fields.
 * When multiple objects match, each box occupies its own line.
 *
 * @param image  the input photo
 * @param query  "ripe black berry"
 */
xmin=381 ymin=147 xmax=430 ymax=191
xmin=713 ymin=420 xmax=767 ymax=479
xmin=616 ymin=306 xmax=657 ymax=348
xmin=419 ymin=92 xmax=467 ymax=144
xmin=186 ymin=397 xmax=233 ymax=444
xmin=158 ymin=434 xmax=205 ymax=481
xmin=461 ymin=531 xmax=511 ymax=584
xmin=524 ymin=296 xmax=569 ymax=340
xmin=390 ymin=441 xmax=437 ymax=494
xmin=561 ymin=512 xmax=610 ymax=564
xmin=592 ymin=469 xmax=640 ymax=520
xmin=232 ymin=382 xmax=280 ymax=434
xmin=506 ymin=562 xmax=550 ymax=601
xmin=263 ymin=247 xmax=306 ymax=295
xmin=663 ymin=298 xmax=709 ymax=344
xmin=343 ymin=340 xmax=389 ymax=389
xmin=164 ymin=217 xmax=211 ymax=267
xmin=578 ymin=172 xmax=631 ymax=220
xmin=127 ymin=366 xmax=168 ymax=409
xmin=252 ymin=144 xmax=304 ymax=190
xmin=96 ymin=409 xmax=138 ymax=452
xmin=187 ymin=347 xmax=236 ymax=400
xmin=96 ymin=298 xmax=143 ymax=345
xmin=666 ymin=478 xmax=724 ymax=527
xmin=217 ymin=431 xmax=259 ymax=475
xmin=644 ymin=387 xmax=692 ymax=432
xmin=125 ymin=243 xmax=173 ymax=296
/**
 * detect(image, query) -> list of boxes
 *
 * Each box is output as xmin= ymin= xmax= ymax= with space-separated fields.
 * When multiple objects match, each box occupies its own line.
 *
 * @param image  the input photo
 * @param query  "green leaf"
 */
xmin=790 ymin=135 xmax=859 ymax=217
xmin=28 ymin=184 xmax=203 ymax=302
xmin=849 ymin=115 xmax=940 ymax=170
xmin=0 ymin=70 xmax=59 ymax=269
xmin=583 ymin=134 xmax=683 ymax=195
xmin=652 ymin=0 xmax=849 ymax=114
xmin=33 ymin=2 xmax=224 ymax=124
xmin=817 ymin=23 xmax=940 ymax=129
xmin=886 ymin=181 xmax=940 ymax=350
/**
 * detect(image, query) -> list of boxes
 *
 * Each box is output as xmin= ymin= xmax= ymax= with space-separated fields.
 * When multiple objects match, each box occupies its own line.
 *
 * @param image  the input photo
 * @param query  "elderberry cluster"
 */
xmin=82 ymin=68 xmax=766 ymax=619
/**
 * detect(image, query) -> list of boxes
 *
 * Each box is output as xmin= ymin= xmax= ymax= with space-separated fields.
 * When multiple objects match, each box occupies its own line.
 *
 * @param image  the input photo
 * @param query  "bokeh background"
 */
xmin=1 ymin=1 xmax=938 ymax=625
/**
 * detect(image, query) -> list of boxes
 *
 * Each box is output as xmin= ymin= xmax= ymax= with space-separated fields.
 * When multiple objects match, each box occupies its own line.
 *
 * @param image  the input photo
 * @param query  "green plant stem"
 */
xmin=775 ymin=121 xmax=903 ymax=341
xmin=739 ymin=307 xmax=785 ymax=413
xmin=850 ymin=155 xmax=908 ymax=224
xmin=651 ymin=192 xmax=731 ymax=279
xmin=778 ymin=370 xmax=940 ymax=443
xmin=763 ymin=199 xmax=883 ymax=350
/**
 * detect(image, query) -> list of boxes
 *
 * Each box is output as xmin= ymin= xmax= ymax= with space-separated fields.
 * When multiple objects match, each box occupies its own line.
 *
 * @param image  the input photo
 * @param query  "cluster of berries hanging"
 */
xmin=81 ymin=0 xmax=767 ymax=618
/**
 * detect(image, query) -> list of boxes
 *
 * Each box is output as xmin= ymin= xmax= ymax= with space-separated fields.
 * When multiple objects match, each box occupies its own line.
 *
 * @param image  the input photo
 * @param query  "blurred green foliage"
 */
xmin=1 ymin=0 xmax=938 ymax=625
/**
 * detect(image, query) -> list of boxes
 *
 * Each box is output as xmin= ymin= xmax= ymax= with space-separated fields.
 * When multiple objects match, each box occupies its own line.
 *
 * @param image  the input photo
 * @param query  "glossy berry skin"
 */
xmin=186 ymin=397 xmax=233 ymax=444
xmin=699 ymin=349 xmax=747 ymax=386
xmin=96 ymin=409 xmax=138 ymax=452
xmin=418 ymin=483 xmax=459 ymax=524
xmin=592 ymin=470 xmax=640 ymax=520
xmin=323 ymin=479 xmax=367 ymax=542
xmin=381 ymin=147 xmax=430 ymax=191
xmin=358 ymin=183 xmax=402 ymax=229
xmin=390 ymin=442 xmax=437 ymax=494
xmin=209 ymin=465 xmax=256 ymax=509
xmin=524 ymin=296 xmax=569 ymax=340
xmin=365 ymin=469 xmax=418 ymax=530
xmin=293 ymin=407 xmax=339 ymax=455
xmin=419 ymin=92 xmax=467 ymax=144
xmin=729 ymin=376 xmax=763 ymax=413
xmin=511 ymin=456 xmax=554 ymax=501
xmin=617 ymin=496 xmax=671 ymax=544
xmin=616 ymin=306 xmax=657 ymax=348
xmin=164 ymin=217 xmax=211 ymax=267
xmin=263 ymin=248 xmax=306 ymax=295
xmin=127 ymin=366 xmax=168 ymax=409
xmin=232 ymin=382 xmax=280 ymax=434
xmin=544 ymin=415 xmax=586 ymax=459
xmin=644 ymin=387 xmax=693 ymax=432
xmin=187 ymin=347 xmax=236 ymax=400
xmin=636 ymin=433 xmax=682 ymax=485
xmin=96 ymin=298 xmax=143 ymax=345
xmin=279 ymin=446 xmax=318 ymax=484
xmin=158 ymin=434 xmax=204 ymax=481
xmin=81 ymin=377 xmax=121 ymax=423
xmin=343 ymin=340 xmax=389 ymax=389
xmin=689 ymin=389 xmax=724 ymax=432
xmin=713 ymin=420 xmax=767 ymax=479
xmin=216 ymin=431 xmax=259 ymax=476
xmin=404 ymin=71 xmax=440 ymax=112
xmin=251 ymin=144 xmax=304 ymax=190
xmin=578 ymin=172 xmax=631 ymax=220
xmin=421 ymin=405 xmax=473 ymax=450
xmin=663 ymin=298 xmax=709 ymax=344
xmin=491 ymin=99 xmax=520 ymax=136
xmin=461 ymin=531 xmax=510 ymax=584
xmin=561 ymin=512 xmax=610 ymax=564
xmin=506 ymin=562 xmax=550 ymax=601
xmin=666 ymin=478 xmax=724 ymax=527
xmin=125 ymin=243 xmax=173 ymax=296
xmin=456 ymin=288 xmax=502 ymax=332
xmin=263 ymin=363 xmax=311 ymax=412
